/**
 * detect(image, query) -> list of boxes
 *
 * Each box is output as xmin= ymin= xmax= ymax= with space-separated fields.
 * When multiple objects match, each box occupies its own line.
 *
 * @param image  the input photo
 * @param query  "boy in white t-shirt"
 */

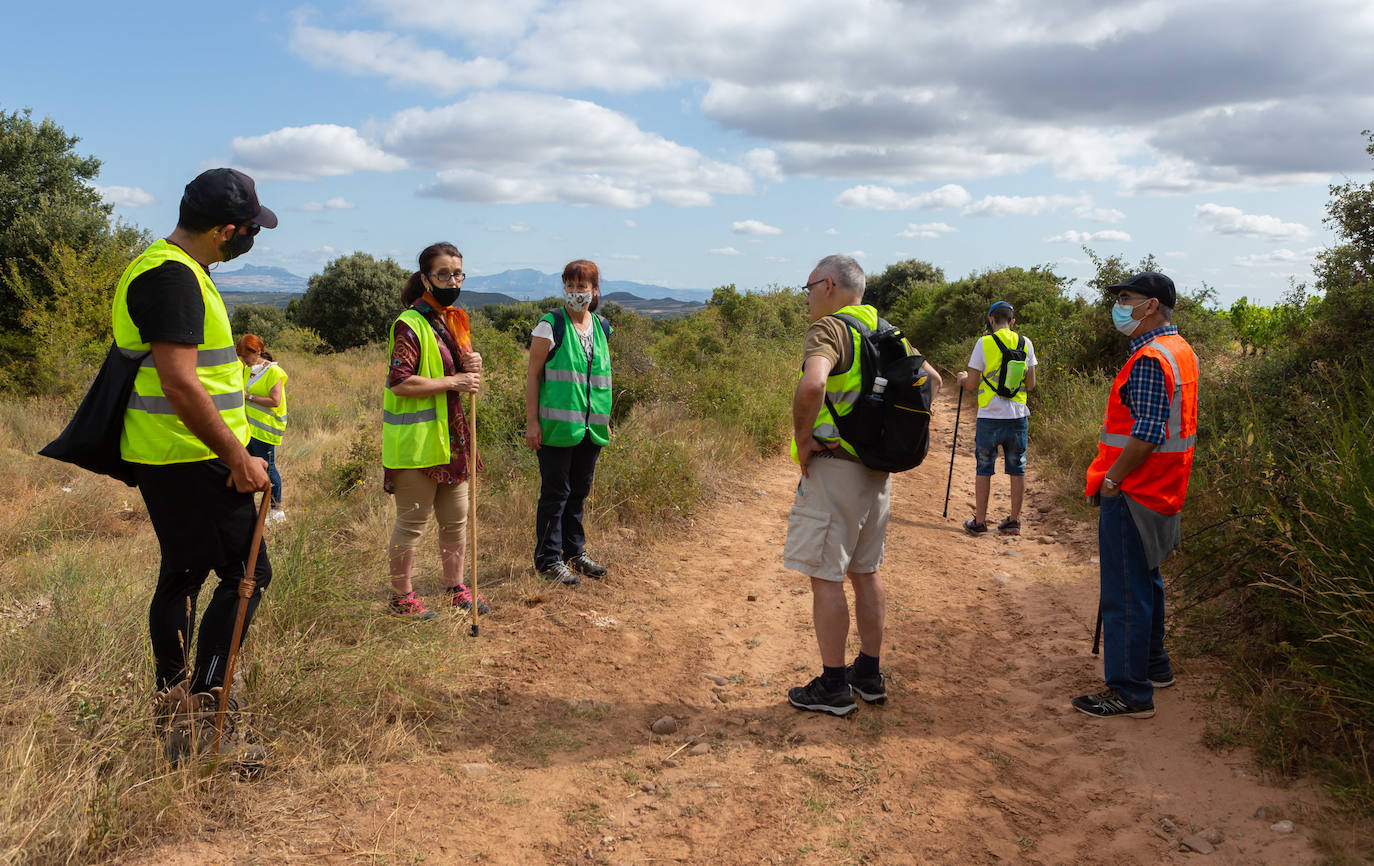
xmin=955 ymin=301 xmax=1037 ymax=536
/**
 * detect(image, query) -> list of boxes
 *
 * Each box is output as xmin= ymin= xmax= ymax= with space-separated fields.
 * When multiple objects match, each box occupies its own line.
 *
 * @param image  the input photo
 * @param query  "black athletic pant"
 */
xmin=534 ymin=433 xmax=601 ymax=570
xmin=134 ymin=459 xmax=272 ymax=693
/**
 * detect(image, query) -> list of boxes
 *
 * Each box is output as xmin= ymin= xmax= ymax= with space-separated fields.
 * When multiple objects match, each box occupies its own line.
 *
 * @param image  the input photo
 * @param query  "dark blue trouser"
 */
xmin=1098 ymin=494 xmax=1171 ymax=706
xmin=247 ymin=438 xmax=282 ymax=506
xmin=534 ymin=434 xmax=601 ymax=570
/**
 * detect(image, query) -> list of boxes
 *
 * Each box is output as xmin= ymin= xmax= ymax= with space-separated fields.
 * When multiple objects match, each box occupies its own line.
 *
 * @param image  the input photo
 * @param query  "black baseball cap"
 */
xmin=180 ymin=168 xmax=278 ymax=229
xmin=1108 ymin=272 xmax=1175 ymax=307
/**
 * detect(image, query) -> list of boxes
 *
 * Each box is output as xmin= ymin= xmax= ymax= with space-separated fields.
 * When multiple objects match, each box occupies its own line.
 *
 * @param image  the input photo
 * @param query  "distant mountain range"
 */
xmin=213 ymin=264 xmax=713 ymax=304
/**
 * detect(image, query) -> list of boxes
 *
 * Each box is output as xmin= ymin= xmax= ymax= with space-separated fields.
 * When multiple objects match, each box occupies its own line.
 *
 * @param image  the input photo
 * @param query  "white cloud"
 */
xmin=610 ymin=253 xmax=641 ymax=261
xmin=835 ymin=183 xmax=970 ymax=211
xmin=897 ymin=222 xmax=957 ymax=239
xmin=94 ymin=185 xmax=156 ymax=208
xmin=1075 ymin=205 xmax=1125 ymax=224
xmin=710 ymin=246 xmax=744 ymax=256
xmin=231 ymin=124 xmax=406 ymax=180
xmin=964 ymin=194 xmax=1088 ymax=217
xmin=624 ymin=219 xmax=638 ymax=229
xmin=732 ymin=219 xmax=782 ymax=236
xmin=487 ymin=221 xmax=532 ymax=233
xmin=824 ymin=228 xmax=839 ymax=235
xmin=1045 ymin=229 xmax=1132 ymax=243
xmin=744 ymin=148 xmax=784 ymax=182
xmin=1195 ymin=204 xmax=1312 ymax=242
xmin=389 ymin=93 xmax=753 ymax=208
xmin=764 ymin=255 xmax=790 ymax=263
xmin=850 ymin=250 xmax=868 ymax=260
xmin=300 ymin=197 xmax=356 ymax=212
xmin=1233 ymin=247 xmax=1322 ymax=267
xmin=289 ymin=23 xmax=507 ymax=94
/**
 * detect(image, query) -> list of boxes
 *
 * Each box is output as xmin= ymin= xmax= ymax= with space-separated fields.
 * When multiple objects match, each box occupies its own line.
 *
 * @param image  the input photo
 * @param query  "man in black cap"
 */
xmin=110 ymin=168 xmax=279 ymax=757
xmin=1075 ymin=272 xmax=1199 ymax=719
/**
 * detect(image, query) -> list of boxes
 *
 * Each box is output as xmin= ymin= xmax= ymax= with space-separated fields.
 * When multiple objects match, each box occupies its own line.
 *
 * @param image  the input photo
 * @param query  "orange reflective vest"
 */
xmin=1084 ymin=332 xmax=1198 ymax=514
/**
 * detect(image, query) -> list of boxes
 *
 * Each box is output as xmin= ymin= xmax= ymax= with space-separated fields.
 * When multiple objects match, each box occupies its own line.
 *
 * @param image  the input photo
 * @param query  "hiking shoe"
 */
xmin=787 ymin=676 xmax=858 ymax=716
xmin=1149 ymin=671 xmax=1176 ymax=689
xmin=167 ymin=688 xmax=237 ymax=763
xmin=539 ymin=562 xmax=581 ymax=585
xmin=268 ymin=508 xmax=286 ymax=524
xmin=963 ymin=518 xmax=988 ymax=536
xmin=447 ymin=584 xmax=490 ymax=614
xmin=1071 ymin=688 xmax=1155 ymax=719
xmin=390 ymin=591 xmax=439 ymax=621
xmin=845 ymin=665 xmax=887 ymax=705
xmin=996 ymin=517 xmax=1020 ymax=536
xmin=566 ymin=553 xmax=608 ymax=579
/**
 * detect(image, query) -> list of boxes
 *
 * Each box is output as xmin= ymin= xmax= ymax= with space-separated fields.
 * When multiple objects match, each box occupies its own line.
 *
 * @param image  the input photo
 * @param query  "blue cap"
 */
xmin=988 ymin=301 xmax=1013 ymax=317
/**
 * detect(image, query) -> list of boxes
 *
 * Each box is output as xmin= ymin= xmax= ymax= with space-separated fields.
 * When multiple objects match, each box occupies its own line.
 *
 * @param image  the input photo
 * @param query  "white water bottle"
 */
xmin=868 ymin=376 xmax=888 ymax=405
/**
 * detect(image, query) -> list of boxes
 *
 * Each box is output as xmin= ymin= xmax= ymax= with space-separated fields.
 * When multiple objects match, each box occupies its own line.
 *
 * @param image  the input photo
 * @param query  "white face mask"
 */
xmin=564 ymin=291 xmax=592 ymax=312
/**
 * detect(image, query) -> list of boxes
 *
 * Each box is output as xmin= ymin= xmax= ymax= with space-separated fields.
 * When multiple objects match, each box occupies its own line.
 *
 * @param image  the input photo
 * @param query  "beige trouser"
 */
xmin=389 ymin=469 xmax=468 ymax=592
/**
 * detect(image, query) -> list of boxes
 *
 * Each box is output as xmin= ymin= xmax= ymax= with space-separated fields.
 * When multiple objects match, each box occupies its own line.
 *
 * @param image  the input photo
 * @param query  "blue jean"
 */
xmin=1098 ymin=494 xmax=1171 ymax=706
xmin=534 ymin=434 xmax=601 ymax=570
xmin=974 ymin=416 xmax=1028 ymax=476
xmin=247 ymin=438 xmax=282 ymax=506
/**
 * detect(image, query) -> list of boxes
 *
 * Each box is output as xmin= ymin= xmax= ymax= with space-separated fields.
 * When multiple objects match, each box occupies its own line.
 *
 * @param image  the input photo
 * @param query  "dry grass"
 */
xmin=0 ymin=332 xmax=781 ymax=864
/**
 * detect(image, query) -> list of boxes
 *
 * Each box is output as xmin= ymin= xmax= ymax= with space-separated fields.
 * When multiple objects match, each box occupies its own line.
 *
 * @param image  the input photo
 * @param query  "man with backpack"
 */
xmin=784 ymin=254 xmax=942 ymax=716
xmin=955 ymin=301 xmax=1037 ymax=536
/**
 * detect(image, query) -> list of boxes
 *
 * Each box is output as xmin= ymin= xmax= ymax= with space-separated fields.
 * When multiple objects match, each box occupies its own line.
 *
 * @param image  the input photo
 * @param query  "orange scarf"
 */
xmin=421 ymin=291 xmax=472 ymax=353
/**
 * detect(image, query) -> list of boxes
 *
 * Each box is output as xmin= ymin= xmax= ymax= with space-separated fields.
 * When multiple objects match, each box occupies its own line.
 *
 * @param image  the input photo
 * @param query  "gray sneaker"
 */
xmin=539 ymin=561 xmax=580 ymax=585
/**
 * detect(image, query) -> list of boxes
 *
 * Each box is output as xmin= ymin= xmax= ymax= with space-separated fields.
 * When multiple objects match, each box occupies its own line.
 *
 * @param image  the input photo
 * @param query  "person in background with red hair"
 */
xmin=524 ymin=259 xmax=613 ymax=586
xmin=235 ymin=333 xmax=288 ymax=523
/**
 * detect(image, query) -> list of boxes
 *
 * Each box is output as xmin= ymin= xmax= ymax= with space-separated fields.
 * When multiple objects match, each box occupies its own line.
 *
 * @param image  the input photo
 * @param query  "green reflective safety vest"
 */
xmin=383 ymin=309 xmax=453 ymax=469
xmin=538 ymin=309 xmax=612 ymax=448
xmin=977 ymin=328 xmax=1028 ymax=409
xmin=789 ymin=304 xmax=876 ymax=463
xmin=112 ymin=240 xmax=248 ymax=465
xmin=244 ymin=362 xmax=288 ymax=445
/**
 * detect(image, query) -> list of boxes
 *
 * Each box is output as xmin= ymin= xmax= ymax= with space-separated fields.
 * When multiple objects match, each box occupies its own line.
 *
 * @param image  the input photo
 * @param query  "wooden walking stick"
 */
xmin=468 ymin=390 xmax=480 ymax=637
xmin=213 ymin=485 xmax=271 ymax=756
xmin=942 ymin=387 xmax=964 ymax=518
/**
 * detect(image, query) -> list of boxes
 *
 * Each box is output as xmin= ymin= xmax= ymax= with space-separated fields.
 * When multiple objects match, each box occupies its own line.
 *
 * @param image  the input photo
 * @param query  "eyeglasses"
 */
xmin=429 ymin=270 xmax=466 ymax=283
xmin=802 ymin=277 xmax=828 ymax=292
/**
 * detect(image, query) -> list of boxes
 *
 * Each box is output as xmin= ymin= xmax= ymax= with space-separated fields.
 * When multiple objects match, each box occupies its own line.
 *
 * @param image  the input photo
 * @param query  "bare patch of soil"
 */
xmin=123 ymin=394 xmax=1330 ymax=865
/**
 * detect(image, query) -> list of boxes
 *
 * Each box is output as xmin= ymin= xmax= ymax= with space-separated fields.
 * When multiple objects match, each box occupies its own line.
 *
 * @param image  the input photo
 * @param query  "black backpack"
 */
xmin=822 ymin=313 xmax=933 ymax=473
xmin=981 ymin=331 xmax=1028 ymax=399
xmin=542 ymin=309 xmax=612 ymax=368
xmin=38 ymin=341 xmax=147 ymax=486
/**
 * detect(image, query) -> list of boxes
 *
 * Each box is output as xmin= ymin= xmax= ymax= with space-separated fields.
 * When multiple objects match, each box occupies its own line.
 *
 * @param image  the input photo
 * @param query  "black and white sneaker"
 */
xmin=845 ymin=665 xmax=887 ymax=704
xmin=566 ymin=553 xmax=608 ymax=579
xmin=1071 ymin=688 xmax=1155 ymax=719
xmin=787 ymin=676 xmax=858 ymax=716
xmin=539 ymin=562 xmax=580 ymax=585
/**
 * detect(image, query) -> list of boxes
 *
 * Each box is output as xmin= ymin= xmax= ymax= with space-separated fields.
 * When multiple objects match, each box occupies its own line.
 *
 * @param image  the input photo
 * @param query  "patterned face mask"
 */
xmin=564 ymin=291 xmax=593 ymax=312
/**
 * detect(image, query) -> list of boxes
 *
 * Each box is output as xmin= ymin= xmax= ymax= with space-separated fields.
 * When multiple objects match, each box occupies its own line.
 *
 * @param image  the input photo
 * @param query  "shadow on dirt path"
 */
xmin=127 ymin=389 xmax=1330 ymax=865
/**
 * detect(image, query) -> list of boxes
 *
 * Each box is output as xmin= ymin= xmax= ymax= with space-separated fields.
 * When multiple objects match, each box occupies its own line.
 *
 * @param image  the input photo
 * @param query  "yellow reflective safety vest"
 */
xmin=383 ymin=309 xmax=453 ymax=469
xmin=244 ymin=362 xmax=288 ymax=445
xmin=789 ymin=304 xmax=876 ymax=463
xmin=112 ymin=240 xmax=248 ymax=465
xmin=537 ymin=309 xmax=612 ymax=448
xmin=977 ymin=328 xmax=1029 ymax=409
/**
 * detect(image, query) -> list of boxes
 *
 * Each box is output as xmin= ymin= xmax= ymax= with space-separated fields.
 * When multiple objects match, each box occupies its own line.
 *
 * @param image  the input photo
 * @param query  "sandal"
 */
xmin=963 ymin=518 xmax=988 ymax=536
xmin=997 ymin=517 xmax=1021 ymax=536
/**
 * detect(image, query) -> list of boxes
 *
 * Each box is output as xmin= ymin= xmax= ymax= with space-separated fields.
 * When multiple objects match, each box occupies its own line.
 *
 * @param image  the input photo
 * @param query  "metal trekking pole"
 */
xmin=942 ymin=387 xmax=964 ymax=518
xmin=468 ymin=390 xmax=480 ymax=638
xmin=213 ymin=485 xmax=271 ymax=756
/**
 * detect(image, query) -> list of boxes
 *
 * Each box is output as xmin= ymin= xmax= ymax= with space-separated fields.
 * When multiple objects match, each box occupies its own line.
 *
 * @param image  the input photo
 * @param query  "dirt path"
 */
xmin=127 ymin=394 xmax=1329 ymax=865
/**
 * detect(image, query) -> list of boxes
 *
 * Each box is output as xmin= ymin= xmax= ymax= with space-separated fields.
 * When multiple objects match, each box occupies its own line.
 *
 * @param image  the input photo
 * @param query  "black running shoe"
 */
xmin=787 ymin=676 xmax=858 ymax=716
xmin=566 ymin=553 xmax=608 ymax=579
xmin=539 ymin=562 xmax=580 ymax=585
xmin=845 ymin=665 xmax=887 ymax=704
xmin=1149 ymin=671 xmax=1176 ymax=689
xmin=1071 ymin=688 xmax=1155 ymax=719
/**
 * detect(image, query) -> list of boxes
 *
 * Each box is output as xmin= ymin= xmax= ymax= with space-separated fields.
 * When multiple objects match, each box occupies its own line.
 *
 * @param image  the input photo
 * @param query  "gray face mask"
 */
xmin=564 ymin=292 xmax=592 ymax=312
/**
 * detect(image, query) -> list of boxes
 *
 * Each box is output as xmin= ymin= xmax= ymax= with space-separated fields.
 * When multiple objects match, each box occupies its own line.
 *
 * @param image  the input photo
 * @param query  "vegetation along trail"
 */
xmin=126 ymin=389 xmax=1329 ymax=866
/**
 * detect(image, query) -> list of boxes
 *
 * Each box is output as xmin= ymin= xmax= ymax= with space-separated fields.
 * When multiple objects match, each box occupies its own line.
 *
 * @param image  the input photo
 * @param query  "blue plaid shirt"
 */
xmin=1119 ymin=325 xmax=1178 ymax=445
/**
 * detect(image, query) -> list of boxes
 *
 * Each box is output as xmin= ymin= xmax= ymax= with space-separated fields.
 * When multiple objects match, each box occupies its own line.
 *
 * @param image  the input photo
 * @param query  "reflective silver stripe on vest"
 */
xmin=540 ymin=407 xmax=611 ymax=425
xmin=1148 ymin=340 xmax=1186 ymax=441
xmin=247 ymin=416 xmax=286 ymax=436
xmin=815 ymin=423 xmax=841 ymax=439
xmin=1099 ymin=431 xmax=1196 ymax=453
xmin=544 ymin=369 xmax=612 ymax=388
xmin=383 ymin=408 xmax=438 ymax=425
xmin=138 ymin=346 xmax=239 ymax=368
xmin=128 ymin=391 xmax=244 ymax=414
xmin=118 ymin=347 xmax=151 ymax=361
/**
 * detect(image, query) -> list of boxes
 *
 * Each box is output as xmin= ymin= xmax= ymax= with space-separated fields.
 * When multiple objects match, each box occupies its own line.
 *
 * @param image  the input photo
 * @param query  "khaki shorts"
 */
xmin=783 ymin=455 xmax=891 ymax=582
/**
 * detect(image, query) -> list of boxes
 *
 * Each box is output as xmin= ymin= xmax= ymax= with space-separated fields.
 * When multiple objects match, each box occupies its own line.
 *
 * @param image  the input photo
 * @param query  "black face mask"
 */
xmin=219 ymin=231 xmax=255 ymax=262
xmin=430 ymin=285 xmax=461 ymax=307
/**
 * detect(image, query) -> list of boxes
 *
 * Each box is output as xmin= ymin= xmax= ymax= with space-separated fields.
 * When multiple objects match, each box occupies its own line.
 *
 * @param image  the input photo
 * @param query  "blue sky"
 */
xmin=5 ymin=0 xmax=1372 ymax=304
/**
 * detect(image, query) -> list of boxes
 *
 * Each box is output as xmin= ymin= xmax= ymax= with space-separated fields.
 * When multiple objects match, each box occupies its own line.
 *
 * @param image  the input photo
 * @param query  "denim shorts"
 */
xmin=974 ymin=416 xmax=1028 ymax=476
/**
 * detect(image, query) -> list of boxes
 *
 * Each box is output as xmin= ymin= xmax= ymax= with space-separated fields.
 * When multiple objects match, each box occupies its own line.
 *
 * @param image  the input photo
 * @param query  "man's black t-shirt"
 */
xmin=126 ymin=260 xmax=206 ymax=345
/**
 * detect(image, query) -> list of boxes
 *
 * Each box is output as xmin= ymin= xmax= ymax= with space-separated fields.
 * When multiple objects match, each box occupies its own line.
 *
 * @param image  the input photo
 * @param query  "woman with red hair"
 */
xmin=235 ymin=333 xmax=287 ymax=523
